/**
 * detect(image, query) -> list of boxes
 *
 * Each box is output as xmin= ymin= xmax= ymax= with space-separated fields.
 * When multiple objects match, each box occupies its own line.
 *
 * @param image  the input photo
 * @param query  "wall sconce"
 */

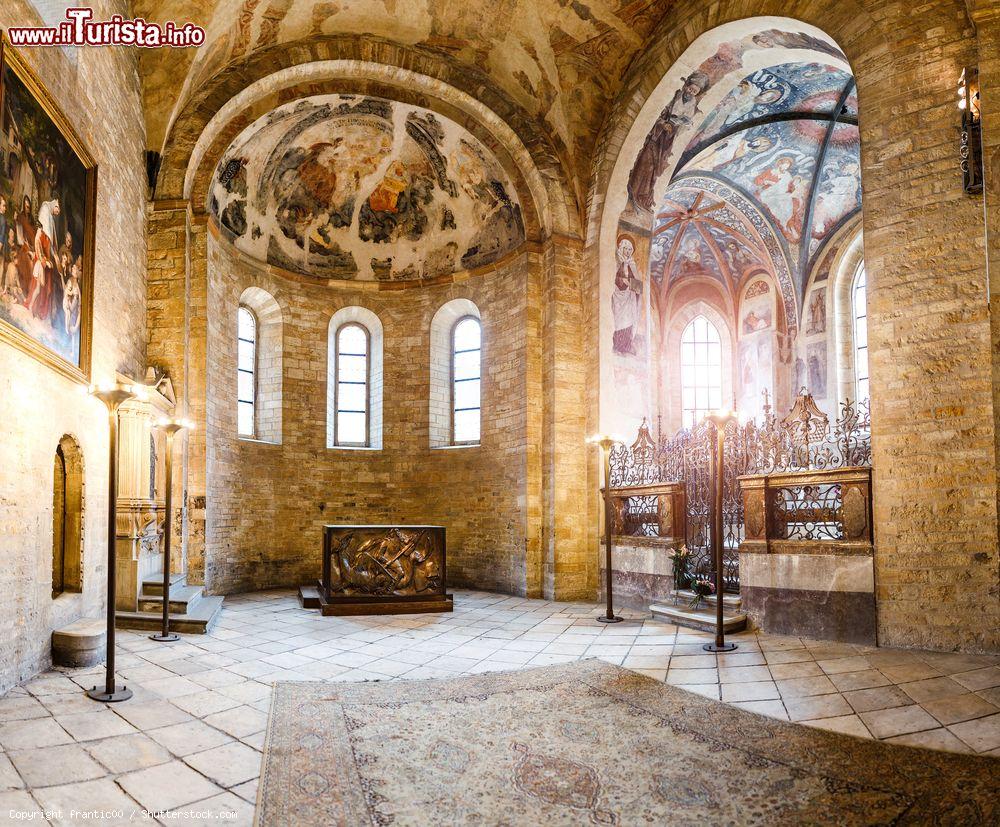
xmin=958 ymin=67 xmax=983 ymax=195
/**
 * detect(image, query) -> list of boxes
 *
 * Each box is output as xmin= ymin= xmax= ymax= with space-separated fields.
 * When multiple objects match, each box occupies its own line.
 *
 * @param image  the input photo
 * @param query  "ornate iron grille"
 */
xmin=772 ymin=483 xmax=844 ymax=541
xmin=606 ymin=391 xmax=871 ymax=593
xmin=620 ymin=495 xmax=660 ymax=537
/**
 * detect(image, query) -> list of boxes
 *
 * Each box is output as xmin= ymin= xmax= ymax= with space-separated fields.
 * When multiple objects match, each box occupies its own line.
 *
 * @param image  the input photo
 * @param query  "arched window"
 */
xmin=334 ymin=323 xmax=370 ymax=447
xmin=327 ymin=307 xmax=383 ymax=450
xmin=237 ymin=306 xmax=257 ymax=437
xmin=680 ymin=316 xmax=722 ymax=428
xmin=852 ymin=263 xmax=868 ymax=403
xmin=452 ymin=317 xmax=482 ymax=444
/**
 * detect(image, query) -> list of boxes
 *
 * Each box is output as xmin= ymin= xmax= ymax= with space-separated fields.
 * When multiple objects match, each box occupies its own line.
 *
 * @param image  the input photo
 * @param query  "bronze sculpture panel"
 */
xmin=314 ymin=525 xmax=453 ymax=616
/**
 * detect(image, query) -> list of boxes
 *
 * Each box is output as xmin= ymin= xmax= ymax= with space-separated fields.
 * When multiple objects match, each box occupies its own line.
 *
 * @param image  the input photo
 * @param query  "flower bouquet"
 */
xmin=689 ymin=577 xmax=715 ymax=610
xmin=668 ymin=545 xmax=691 ymax=595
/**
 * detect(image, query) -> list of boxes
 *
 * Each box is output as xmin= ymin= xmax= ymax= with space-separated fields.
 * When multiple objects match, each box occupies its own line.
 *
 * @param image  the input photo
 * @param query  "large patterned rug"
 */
xmin=256 ymin=660 xmax=998 ymax=826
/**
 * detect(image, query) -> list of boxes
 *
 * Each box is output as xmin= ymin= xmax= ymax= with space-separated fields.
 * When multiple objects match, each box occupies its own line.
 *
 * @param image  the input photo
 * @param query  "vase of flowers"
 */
xmin=668 ymin=545 xmax=691 ymax=595
xmin=689 ymin=578 xmax=715 ymax=610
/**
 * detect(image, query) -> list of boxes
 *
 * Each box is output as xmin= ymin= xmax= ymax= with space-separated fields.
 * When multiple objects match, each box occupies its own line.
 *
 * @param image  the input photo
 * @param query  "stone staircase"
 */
xmin=649 ymin=590 xmax=748 ymax=634
xmin=116 ymin=571 xmax=224 ymax=634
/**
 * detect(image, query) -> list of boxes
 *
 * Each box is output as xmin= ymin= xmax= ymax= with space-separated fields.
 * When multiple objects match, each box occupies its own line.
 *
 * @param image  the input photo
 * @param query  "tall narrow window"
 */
xmin=335 ymin=323 xmax=370 ymax=446
xmin=237 ymin=306 xmax=257 ymax=437
xmin=452 ymin=316 xmax=481 ymax=444
xmin=852 ymin=263 xmax=869 ymax=403
xmin=680 ymin=315 xmax=723 ymax=429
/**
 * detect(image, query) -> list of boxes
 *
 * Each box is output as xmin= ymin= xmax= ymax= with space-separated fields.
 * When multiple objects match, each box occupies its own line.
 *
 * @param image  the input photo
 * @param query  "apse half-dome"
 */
xmin=210 ymin=95 xmax=525 ymax=282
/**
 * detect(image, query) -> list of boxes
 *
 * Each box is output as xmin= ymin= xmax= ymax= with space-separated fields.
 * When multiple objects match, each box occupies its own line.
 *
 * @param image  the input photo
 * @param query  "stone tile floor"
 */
xmin=1 ymin=588 xmax=999 ymax=824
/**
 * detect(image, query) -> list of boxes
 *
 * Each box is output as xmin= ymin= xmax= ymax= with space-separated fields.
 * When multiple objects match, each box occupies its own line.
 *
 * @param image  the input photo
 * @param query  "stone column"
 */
xmin=540 ymin=234 xmax=593 ymax=601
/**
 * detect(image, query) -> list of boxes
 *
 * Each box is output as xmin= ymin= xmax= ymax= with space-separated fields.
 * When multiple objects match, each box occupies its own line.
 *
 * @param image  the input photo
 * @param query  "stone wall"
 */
xmin=201 ymin=233 xmax=540 ymax=596
xmin=0 ymin=1 xmax=147 ymax=691
xmin=584 ymin=0 xmax=1000 ymax=653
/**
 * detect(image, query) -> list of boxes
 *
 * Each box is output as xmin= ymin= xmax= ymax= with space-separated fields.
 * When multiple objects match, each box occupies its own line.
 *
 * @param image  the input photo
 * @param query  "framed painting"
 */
xmin=0 ymin=37 xmax=96 ymax=382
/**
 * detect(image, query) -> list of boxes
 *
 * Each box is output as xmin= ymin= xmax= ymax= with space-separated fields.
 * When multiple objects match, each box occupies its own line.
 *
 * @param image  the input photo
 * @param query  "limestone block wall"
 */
xmin=0 ymin=1 xmax=147 ymax=691
xmin=583 ymin=0 xmax=1000 ymax=653
xmin=201 ymin=234 xmax=539 ymax=596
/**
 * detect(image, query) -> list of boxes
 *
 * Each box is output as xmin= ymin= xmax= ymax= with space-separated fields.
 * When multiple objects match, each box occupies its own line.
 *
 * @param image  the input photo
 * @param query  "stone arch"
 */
xmin=593 ymin=14 xmax=871 ymax=434
xmin=51 ymin=434 xmax=84 ymax=598
xmin=156 ymin=37 xmax=579 ymax=239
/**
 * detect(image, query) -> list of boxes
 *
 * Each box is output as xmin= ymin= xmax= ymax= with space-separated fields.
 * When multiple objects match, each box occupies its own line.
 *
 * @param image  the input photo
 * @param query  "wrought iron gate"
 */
xmin=608 ymin=392 xmax=872 ymax=594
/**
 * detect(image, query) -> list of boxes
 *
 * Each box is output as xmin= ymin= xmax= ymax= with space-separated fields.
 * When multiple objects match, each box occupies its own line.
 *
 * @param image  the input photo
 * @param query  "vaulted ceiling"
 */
xmin=134 ymin=0 xmax=676 ymax=211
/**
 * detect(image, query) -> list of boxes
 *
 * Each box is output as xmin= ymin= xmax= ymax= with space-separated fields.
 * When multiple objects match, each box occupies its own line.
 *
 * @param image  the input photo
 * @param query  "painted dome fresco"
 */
xmin=210 ymin=95 xmax=525 ymax=281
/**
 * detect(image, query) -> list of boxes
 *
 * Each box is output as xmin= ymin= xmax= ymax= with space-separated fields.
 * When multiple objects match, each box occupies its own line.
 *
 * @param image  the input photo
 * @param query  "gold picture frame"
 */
xmin=0 ymin=36 xmax=96 ymax=383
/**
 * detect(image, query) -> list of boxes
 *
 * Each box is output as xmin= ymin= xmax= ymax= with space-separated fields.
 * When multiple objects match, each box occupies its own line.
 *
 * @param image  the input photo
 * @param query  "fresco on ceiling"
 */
xmin=683 ymin=63 xmax=854 ymax=160
xmin=650 ymin=187 xmax=769 ymax=293
xmin=808 ymin=123 xmax=862 ymax=257
xmin=681 ymin=119 xmax=828 ymax=245
xmin=170 ymin=0 xmax=669 ymax=193
xmin=624 ymin=28 xmax=846 ymax=214
xmin=210 ymin=95 xmax=524 ymax=281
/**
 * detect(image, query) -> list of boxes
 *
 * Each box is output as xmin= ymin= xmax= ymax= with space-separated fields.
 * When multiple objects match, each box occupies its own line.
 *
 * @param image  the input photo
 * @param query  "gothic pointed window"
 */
xmin=680 ymin=315 xmax=722 ymax=428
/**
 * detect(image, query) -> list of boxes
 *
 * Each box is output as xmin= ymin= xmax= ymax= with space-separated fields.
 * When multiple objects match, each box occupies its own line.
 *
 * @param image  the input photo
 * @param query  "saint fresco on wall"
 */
xmin=0 ymin=43 xmax=94 ymax=381
xmin=807 ymin=341 xmax=828 ymax=398
xmin=211 ymin=95 xmax=524 ymax=281
xmin=807 ymin=287 xmax=827 ymax=335
xmin=612 ymin=234 xmax=644 ymax=356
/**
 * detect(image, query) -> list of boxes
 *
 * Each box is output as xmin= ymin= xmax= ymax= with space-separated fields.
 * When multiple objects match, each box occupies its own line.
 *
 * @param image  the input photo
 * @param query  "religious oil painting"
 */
xmin=0 ymin=41 xmax=95 ymax=381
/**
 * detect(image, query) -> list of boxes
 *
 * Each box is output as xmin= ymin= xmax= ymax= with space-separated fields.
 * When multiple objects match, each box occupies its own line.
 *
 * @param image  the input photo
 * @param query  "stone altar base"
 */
xmin=299 ymin=582 xmax=453 ymax=616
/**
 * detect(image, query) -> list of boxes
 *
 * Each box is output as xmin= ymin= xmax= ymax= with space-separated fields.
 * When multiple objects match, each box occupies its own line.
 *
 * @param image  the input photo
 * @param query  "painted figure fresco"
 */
xmin=807 ymin=341 xmax=828 ymax=398
xmin=627 ymin=72 xmax=711 ymax=212
xmin=211 ymin=95 xmax=524 ymax=281
xmin=807 ymin=287 xmax=827 ymax=335
xmin=612 ymin=235 xmax=643 ymax=355
xmin=0 ymin=57 xmax=90 ymax=371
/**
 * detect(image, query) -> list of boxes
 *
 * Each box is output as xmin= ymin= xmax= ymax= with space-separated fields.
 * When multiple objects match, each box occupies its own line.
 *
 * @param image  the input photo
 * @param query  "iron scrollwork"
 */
xmin=606 ymin=390 xmax=873 ymax=592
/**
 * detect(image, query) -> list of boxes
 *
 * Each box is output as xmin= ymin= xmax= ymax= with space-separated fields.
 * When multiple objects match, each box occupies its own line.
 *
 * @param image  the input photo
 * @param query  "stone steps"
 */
xmin=116 ymin=571 xmax=223 ymax=634
xmin=140 ymin=571 xmax=186 ymax=597
xmin=672 ymin=589 xmax=743 ymax=611
xmin=138 ymin=584 xmax=205 ymax=615
xmin=649 ymin=599 xmax=748 ymax=634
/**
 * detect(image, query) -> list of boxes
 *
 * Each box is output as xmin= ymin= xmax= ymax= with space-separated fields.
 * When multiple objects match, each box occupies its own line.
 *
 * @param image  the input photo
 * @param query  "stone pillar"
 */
xmin=540 ymin=234 xmax=593 ymax=600
xmin=146 ymin=201 xmax=209 ymax=587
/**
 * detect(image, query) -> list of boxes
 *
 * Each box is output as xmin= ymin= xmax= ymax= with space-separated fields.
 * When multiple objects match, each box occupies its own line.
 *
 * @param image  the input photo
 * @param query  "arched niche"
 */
xmin=52 ymin=434 xmax=84 ymax=598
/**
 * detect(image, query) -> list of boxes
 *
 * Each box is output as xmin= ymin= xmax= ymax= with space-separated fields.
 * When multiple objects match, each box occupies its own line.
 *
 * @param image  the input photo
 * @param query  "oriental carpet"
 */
xmin=256 ymin=659 xmax=998 ymax=826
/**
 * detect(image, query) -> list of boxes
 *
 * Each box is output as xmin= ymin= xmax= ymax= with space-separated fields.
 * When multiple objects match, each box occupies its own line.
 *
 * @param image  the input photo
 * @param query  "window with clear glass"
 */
xmin=452 ymin=317 xmax=481 ymax=444
xmin=680 ymin=315 xmax=723 ymax=429
xmin=237 ymin=306 xmax=257 ymax=437
xmin=853 ymin=263 xmax=869 ymax=403
xmin=335 ymin=323 xmax=370 ymax=446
